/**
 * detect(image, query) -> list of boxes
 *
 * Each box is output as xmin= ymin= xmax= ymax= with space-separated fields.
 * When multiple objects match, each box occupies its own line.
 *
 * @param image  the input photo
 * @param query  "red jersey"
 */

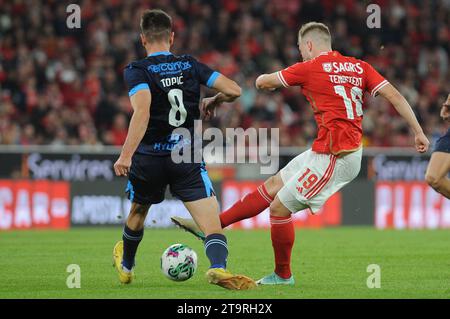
xmin=278 ymin=51 xmax=388 ymax=154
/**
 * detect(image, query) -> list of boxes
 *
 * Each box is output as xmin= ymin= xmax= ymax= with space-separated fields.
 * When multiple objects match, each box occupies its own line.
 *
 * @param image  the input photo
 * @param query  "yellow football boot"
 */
xmin=206 ymin=268 xmax=257 ymax=290
xmin=112 ymin=241 xmax=134 ymax=284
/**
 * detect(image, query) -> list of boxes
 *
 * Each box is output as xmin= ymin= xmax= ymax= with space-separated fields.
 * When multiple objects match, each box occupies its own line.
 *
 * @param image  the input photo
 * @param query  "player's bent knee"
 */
xmin=131 ymin=203 xmax=150 ymax=215
xmin=264 ymin=174 xmax=283 ymax=197
xmin=425 ymin=173 xmax=442 ymax=190
xmin=269 ymin=199 xmax=291 ymax=217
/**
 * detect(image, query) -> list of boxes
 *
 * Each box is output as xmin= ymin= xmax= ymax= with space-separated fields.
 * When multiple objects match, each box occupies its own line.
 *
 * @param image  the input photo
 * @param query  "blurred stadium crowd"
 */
xmin=0 ymin=0 xmax=449 ymax=148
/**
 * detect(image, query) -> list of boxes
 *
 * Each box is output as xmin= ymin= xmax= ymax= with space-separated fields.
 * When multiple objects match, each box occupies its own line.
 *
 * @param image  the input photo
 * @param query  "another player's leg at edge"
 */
xmin=425 ymin=93 xmax=450 ymax=199
xmin=113 ymin=196 xmax=256 ymax=290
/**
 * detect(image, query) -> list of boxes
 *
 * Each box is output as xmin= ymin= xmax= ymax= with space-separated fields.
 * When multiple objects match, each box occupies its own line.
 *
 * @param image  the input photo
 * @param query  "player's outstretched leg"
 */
xmin=171 ymin=174 xmax=283 ymax=240
xmin=257 ymin=195 xmax=295 ymax=286
xmin=183 ymin=197 xmax=257 ymax=290
xmin=219 ymin=176 xmax=279 ymax=227
xmin=113 ymin=202 xmax=150 ymax=284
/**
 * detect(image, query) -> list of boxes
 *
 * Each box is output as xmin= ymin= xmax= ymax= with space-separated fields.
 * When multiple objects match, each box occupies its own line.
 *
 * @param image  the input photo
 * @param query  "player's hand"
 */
xmin=201 ymin=97 xmax=219 ymax=120
xmin=414 ymin=132 xmax=430 ymax=153
xmin=114 ymin=156 xmax=131 ymax=176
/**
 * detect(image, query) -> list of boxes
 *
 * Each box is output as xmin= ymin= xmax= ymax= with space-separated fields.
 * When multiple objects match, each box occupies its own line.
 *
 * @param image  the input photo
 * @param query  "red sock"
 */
xmin=270 ymin=215 xmax=295 ymax=279
xmin=220 ymin=184 xmax=273 ymax=228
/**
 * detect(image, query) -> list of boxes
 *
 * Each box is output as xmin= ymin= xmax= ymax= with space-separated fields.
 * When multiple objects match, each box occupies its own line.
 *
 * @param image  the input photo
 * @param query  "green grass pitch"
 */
xmin=1 ymin=227 xmax=449 ymax=298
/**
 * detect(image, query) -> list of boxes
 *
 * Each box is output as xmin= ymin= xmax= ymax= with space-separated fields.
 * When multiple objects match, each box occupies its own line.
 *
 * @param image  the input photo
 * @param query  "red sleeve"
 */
xmin=363 ymin=62 xmax=389 ymax=96
xmin=278 ymin=62 xmax=309 ymax=87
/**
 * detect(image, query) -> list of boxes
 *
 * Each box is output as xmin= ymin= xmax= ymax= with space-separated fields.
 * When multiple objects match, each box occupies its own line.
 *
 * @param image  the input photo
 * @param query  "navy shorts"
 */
xmin=125 ymin=154 xmax=215 ymax=205
xmin=433 ymin=128 xmax=450 ymax=153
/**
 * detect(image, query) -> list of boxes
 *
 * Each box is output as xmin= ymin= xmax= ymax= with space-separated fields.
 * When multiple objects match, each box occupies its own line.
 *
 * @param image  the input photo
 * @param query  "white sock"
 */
xmin=122 ymin=265 xmax=132 ymax=273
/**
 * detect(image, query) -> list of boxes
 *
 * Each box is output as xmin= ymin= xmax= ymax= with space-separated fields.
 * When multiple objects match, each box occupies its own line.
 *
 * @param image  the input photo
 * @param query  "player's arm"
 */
xmin=114 ymin=90 xmax=151 ymax=176
xmin=255 ymin=73 xmax=284 ymax=91
xmin=202 ymin=74 xmax=241 ymax=120
xmin=255 ymin=62 xmax=307 ymax=91
xmin=378 ymin=83 xmax=430 ymax=153
xmin=209 ymin=74 xmax=241 ymax=102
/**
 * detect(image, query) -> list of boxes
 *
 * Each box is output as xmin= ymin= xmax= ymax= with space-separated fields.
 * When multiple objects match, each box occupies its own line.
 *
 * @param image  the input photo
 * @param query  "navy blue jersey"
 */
xmin=433 ymin=128 xmax=450 ymax=153
xmin=123 ymin=51 xmax=219 ymax=155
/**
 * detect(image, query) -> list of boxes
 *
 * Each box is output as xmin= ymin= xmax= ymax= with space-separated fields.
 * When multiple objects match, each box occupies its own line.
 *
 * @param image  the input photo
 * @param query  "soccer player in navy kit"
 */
xmin=426 ymin=93 xmax=450 ymax=199
xmin=112 ymin=9 xmax=256 ymax=290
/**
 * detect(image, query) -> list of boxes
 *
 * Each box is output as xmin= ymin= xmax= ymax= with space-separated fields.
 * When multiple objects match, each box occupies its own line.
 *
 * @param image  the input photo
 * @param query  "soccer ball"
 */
xmin=161 ymin=244 xmax=198 ymax=281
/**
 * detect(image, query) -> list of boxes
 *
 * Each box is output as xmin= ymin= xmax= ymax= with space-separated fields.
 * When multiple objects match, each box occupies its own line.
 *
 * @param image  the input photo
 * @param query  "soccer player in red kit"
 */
xmin=172 ymin=22 xmax=430 ymax=285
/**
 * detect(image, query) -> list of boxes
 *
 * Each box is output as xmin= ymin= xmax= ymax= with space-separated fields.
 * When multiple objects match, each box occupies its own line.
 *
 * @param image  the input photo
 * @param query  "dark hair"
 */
xmin=140 ymin=9 xmax=172 ymax=42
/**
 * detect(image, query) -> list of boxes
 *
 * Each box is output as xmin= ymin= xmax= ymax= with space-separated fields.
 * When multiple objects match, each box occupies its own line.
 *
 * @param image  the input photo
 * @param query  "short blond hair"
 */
xmin=298 ymin=22 xmax=331 ymax=44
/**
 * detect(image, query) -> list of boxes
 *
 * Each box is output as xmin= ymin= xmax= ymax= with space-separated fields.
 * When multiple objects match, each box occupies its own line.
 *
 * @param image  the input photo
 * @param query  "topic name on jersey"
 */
xmin=323 ymin=62 xmax=363 ymax=74
xmin=148 ymin=61 xmax=192 ymax=74
xmin=161 ymin=76 xmax=184 ymax=87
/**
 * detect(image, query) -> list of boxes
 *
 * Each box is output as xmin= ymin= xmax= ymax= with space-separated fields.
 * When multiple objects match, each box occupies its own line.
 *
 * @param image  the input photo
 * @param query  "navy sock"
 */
xmin=204 ymin=233 xmax=228 ymax=269
xmin=122 ymin=225 xmax=144 ymax=270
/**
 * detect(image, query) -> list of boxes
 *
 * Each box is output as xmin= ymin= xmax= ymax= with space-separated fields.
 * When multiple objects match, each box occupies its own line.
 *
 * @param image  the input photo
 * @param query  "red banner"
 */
xmin=0 ymin=180 xmax=70 ymax=230
xmin=375 ymin=182 xmax=450 ymax=229
xmin=221 ymin=180 xmax=341 ymax=229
